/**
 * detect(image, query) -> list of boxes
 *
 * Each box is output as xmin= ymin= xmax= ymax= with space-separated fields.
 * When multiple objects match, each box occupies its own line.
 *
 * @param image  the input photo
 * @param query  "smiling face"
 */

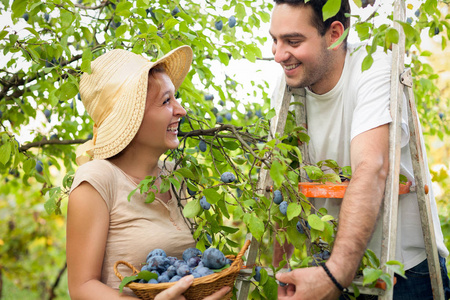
xmin=270 ymin=4 xmax=337 ymax=94
xmin=132 ymin=69 xmax=186 ymax=154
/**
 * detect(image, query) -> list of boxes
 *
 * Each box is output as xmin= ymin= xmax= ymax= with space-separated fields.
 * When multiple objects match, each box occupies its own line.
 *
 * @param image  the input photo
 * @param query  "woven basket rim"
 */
xmin=114 ymin=239 xmax=251 ymax=293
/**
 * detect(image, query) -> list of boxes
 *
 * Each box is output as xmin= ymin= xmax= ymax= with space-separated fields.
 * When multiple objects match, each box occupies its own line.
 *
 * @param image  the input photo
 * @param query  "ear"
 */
xmin=327 ymin=21 xmax=345 ymax=50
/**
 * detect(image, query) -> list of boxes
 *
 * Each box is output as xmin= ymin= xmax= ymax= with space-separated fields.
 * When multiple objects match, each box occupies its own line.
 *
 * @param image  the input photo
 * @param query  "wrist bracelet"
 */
xmin=320 ymin=263 xmax=349 ymax=293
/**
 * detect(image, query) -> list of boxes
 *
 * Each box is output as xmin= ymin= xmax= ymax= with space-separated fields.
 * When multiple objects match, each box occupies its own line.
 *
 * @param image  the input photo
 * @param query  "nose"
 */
xmin=173 ymin=98 xmax=186 ymax=117
xmin=272 ymin=42 xmax=289 ymax=64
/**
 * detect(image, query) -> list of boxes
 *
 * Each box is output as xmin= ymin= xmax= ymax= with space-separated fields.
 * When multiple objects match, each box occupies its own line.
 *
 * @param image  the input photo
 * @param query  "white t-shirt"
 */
xmin=271 ymin=43 xmax=448 ymax=270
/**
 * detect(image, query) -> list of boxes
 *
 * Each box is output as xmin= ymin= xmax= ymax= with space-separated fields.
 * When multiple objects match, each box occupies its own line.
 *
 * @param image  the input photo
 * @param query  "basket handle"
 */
xmin=232 ymin=239 xmax=251 ymax=266
xmin=114 ymin=260 xmax=140 ymax=281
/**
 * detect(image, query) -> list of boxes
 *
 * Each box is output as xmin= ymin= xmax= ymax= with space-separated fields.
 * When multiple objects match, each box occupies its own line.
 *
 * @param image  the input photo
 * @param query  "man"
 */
xmin=269 ymin=1 xmax=450 ymax=299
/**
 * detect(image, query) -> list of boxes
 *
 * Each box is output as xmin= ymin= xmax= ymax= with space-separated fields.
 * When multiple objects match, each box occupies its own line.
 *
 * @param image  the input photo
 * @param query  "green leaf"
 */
xmin=127 ymin=188 xmax=138 ymax=202
xmin=266 ymin=108 xmax=276 ymax=120
xmin=183 ymin=199 xmax=201 ymax=218
xmin=23 ymin=158 xmax=34 ymax=173
xmin=364 ymin=249 xmax=380 ymax=268
xmin=116 ymin=24 xmax=129 ymax=38
xmin=164 ymin=18 xmax=178 ymax=31
xmin=322 ymin=0 xmax=341 ymax=22
xmin=247 ymin=214 xmax=264 ymax=240
xmin=361 ymin=54 xmax=374 ymax=72
xmin=203 ymin=188 xmax=221 ymax=204
xmin=307 ymin=214 xmax=324 ymax=231
xmin=0 ymin=143 xmax=12 ymax=165
xmin=270 ymin=160 xmax=285 ymax=187
xmin=59 ymin=81 xmax=78 ymax=101
xmin=262 ymin=276 xmax=279 ymax=300
xmin=119 ymin=271 xmax=158 ymax=292
xmin=286 ymin=202 xmax=302 ymax=221
xmin=235 ymin=3 xmax=246 ymax=20
xmin=302 ymin=165 xmax=323 ymax=181
xmin=44 ymin=198 xmax=57 ymax=215
xmin=80 ymin=48 xmax=92 ymax=74
xmin=362 ymin=267 xmax=383 ymax=285
xmin=222 ymin=140 xmax=239 ymax=150
xmin=329 ymin=28 xmax=349 ymax=49
xmin=174 ymin=168 xmax=196 ymax=180
xmin=145 ymin=192 xmax=156 ymax=203
xmin=159 ymin=178 xmax=171 ymax=194
xmin=81 ymin=26 xmax=93 ymax=43
xmin=168 ymin=177 xmax=181 ymax=190
xmin=11 ymin=0 xmax=27 ymax=20
xmin=385 ymin=260 xmax=406 ymax=278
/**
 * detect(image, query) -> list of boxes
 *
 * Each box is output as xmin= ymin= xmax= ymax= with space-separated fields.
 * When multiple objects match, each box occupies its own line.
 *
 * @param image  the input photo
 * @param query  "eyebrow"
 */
xmin=269 ymin=31 xmax=306 ymax=39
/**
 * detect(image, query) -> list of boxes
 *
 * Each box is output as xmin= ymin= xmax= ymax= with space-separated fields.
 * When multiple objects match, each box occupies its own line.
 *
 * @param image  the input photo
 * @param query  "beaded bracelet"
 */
xmin=320 ymin=263 xmax=349 ymax=293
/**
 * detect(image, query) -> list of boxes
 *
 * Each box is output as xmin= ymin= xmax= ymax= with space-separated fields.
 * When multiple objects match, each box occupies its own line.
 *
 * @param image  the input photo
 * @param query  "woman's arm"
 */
xmin=66 ymin=182 xmax=136 ymax=299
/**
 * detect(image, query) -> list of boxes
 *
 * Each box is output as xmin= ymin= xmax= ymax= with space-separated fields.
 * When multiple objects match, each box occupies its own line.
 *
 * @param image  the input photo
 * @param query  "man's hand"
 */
xmin=276 ymin=267 xmax=342 ymax=300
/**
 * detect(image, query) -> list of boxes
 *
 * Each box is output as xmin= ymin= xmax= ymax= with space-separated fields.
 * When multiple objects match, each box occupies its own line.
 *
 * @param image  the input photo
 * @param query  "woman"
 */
xmin=66 ymin=46 xmax=230 ymax=299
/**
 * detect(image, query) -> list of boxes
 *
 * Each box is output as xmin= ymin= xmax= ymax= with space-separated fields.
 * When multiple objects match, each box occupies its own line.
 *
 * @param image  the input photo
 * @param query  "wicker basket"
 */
xmin=114 ymin=239 xmax=251 ymax=300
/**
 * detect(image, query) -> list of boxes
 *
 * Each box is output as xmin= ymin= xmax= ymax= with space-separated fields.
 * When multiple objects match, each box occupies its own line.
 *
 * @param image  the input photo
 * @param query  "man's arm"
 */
xmin=277 ymin=124 xmax=389 ymax=299
xmin=326 ymin=123 xmax=389 ymax=287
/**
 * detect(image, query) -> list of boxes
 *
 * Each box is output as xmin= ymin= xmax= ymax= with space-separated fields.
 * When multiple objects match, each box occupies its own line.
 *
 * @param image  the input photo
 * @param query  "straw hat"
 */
xmin=75 ymin=46 xmax=193 ymax=165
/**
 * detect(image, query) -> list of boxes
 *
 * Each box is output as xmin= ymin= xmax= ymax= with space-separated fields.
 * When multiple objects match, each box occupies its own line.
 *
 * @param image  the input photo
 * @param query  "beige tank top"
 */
xmin=70 ymin=159 xmax=195 ymax=296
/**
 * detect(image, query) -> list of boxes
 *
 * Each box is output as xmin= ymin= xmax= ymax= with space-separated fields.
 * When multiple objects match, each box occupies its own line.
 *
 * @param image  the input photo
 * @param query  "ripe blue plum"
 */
xmin=146 ymin=249 xmax=167 ymax=261
xmin=200 ymin=196 xmax=211 ymax=210
xmin=187 ymin=187 xmax=196 ymax=196
xmin=157 ymin=273 xmax=170 ymax=283
xmin=273 ymin=189 xmax=283 ymax=204
xmin=215 ymin=20 xmax=223 ymax=31
xmin=182 ymin=247 xmax=202 ymax=262
xmin=253 ymin=266 xmax=262 ymax=282
xmin=147 ymin=256 xmax=170 ymax=273
xmin=202 ymin=247 xmax=226 ymax=269
xmin=199 ymin=140 xmax=207 ymax=152
xmin=228 ymin=16 xmax=236 ymax=28
xmin=279 ymin=201 xmax=288 ymax=216
xmin=166 ymin=265 xmax=177 ymax=278
xmin=169 ymin=275 xmax=182 ymax=282
xmin=187 ymin=256 xmax=201 ymax=268
xmin=177 ymin=263 xmax=191 ymax=276
xmin=192 ymin=266 xmax=214 ymax=278
xmin=220 ymin=172 xmax=236 ymax=183
xmin=296 ymin=220 xmax=310 ymax=234
xmin=171 ymin=6 xmax=180 ymax=16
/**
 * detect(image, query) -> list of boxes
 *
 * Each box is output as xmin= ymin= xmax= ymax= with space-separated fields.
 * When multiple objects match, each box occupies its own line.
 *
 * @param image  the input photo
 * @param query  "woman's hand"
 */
xmin=154 ymin=275 xmax=231 ymax=300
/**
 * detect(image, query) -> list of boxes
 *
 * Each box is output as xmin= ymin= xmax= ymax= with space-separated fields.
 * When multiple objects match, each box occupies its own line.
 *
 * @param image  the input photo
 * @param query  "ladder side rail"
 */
xmin=379 ymin=1 xmax=406 ymax=300
xmin=402 ymin=69 xmax=444 ymax=300
xmin=235 ymin=85 xmax=293 ymax=300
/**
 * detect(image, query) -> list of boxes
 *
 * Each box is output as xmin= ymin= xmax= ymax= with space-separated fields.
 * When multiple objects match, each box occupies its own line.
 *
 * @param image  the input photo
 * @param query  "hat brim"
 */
xmin=93 ymin=46 xmax=193 ymax=160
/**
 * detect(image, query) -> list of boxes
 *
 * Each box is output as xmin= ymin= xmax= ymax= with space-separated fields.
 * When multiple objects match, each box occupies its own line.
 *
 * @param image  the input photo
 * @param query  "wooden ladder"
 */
xmin=235 ymin=0 xmax=444 ymax=299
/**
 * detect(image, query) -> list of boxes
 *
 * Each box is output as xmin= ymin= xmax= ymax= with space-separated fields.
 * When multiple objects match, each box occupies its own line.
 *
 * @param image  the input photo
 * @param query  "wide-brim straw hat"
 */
xmin=75 ymin=46 xmax=193 ymax=165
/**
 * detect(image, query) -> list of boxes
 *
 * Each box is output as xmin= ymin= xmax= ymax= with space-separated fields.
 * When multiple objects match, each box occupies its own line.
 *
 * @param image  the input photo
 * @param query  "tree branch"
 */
xmin=19 ymin=138 xmax=88 ymax=152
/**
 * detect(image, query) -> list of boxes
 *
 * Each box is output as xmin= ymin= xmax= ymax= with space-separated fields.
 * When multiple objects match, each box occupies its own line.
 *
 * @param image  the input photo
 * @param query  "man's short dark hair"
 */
xmin=273 ymin=0 xmax=350 ymax=37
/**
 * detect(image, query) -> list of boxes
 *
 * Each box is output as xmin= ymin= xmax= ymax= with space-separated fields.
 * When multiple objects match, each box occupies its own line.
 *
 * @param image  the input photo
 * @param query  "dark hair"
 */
xmin=273 ymin=0 xmax=350 ymax=37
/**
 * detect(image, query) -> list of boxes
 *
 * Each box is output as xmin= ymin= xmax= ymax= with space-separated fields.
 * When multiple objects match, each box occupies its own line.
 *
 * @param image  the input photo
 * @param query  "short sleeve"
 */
xmin=69 ymin=159 xmax=116 ymax=211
